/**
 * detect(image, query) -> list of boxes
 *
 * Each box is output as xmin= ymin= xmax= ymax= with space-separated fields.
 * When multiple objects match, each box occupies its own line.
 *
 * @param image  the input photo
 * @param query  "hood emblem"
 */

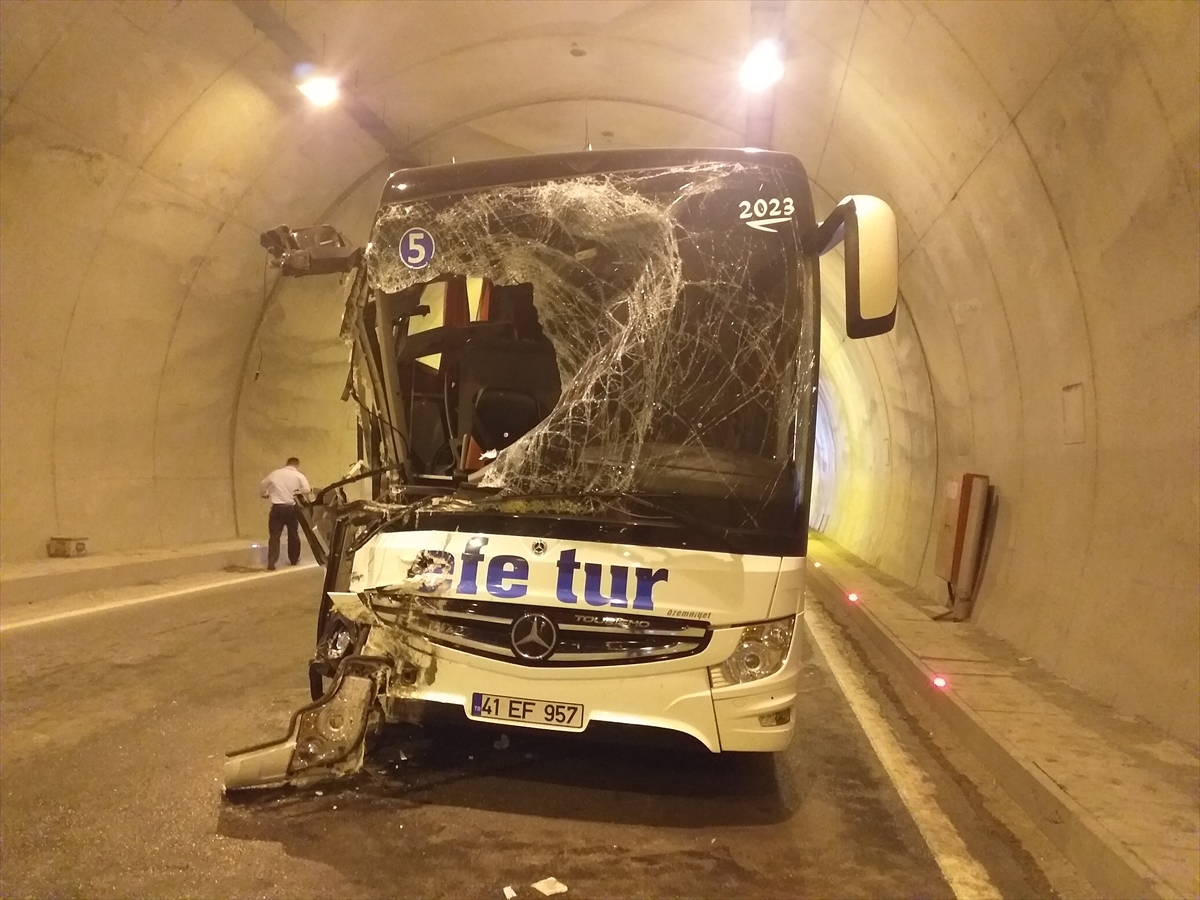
xmin=511 ymin=612 xmax=558 ymax=661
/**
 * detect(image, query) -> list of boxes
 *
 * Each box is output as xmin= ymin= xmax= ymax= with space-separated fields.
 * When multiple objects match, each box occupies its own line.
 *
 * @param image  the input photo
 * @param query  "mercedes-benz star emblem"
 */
xmin=511 ymin=613 xmax=558 ymax=661
xmin=531 ymin=540 xmax=547 ymax=556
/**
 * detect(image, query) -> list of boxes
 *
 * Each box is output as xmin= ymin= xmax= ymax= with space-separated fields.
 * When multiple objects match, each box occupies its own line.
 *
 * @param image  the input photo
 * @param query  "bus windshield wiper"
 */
xmin=618 ymin=494 xmax=734 ymax=539
xmin=458 ymin=490 xmax=734 ymax=539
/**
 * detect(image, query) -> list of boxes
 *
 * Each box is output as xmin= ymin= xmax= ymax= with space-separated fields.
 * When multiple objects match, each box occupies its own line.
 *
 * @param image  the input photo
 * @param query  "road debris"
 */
xmin=503 ymin=887 xmax=517 ymax=899
xmin=531 ymin=876 xmax=568 ymax=895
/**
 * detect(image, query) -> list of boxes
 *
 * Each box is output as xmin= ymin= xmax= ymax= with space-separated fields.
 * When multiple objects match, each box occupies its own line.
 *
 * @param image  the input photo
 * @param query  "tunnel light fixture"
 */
xmin=740 ymin=39 xmax=784 ymax=92
xmin=847 ymin=592 xmax=859 ymax=603
xmin=932 ymin=675 xmax=948 ymax=690
xmin=298 ymin=75 xmax=339 ymax=107
xmin=813 ymin=561 xmax=822 ymax=568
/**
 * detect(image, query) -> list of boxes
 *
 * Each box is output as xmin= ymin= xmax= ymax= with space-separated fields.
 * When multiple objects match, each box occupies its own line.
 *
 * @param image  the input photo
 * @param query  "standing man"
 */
xmin=259 ymin=457 xmax=311 ymax=570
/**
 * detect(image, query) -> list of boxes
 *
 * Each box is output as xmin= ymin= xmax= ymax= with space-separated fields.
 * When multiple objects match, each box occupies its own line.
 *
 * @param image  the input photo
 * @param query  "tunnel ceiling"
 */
xmin=1 ymin=1 xmax=1197 ymax=744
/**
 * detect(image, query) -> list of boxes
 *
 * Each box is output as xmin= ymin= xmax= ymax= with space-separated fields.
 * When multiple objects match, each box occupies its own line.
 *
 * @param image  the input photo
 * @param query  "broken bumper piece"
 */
xmin=223 ymin=657 xmax=389 ymax=792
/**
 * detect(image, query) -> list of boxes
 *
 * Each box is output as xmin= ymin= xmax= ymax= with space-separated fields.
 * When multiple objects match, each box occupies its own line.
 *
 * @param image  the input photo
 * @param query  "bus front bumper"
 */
xmin=223 ymin=623 xmax=802 ymax=791
xmin=404 ymin=631 xmax=801 ymax=754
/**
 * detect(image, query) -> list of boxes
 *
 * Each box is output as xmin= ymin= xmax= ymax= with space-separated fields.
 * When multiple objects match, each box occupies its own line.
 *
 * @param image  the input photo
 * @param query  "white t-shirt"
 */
xmin=260 ymin=465 xmax=312 ymax=505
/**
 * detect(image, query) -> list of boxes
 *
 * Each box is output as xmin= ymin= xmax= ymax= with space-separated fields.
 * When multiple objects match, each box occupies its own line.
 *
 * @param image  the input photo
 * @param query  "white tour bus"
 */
xmin=225 ymin=148 xmax=897 ymax=790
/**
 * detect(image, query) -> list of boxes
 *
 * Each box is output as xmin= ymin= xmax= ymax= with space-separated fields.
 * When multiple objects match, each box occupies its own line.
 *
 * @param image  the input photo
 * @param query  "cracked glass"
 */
xmin=343 ymin=161 xmax=818 ymax=537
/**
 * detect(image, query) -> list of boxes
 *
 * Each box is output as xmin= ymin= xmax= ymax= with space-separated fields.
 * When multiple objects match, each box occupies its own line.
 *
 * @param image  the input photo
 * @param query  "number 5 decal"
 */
xmin=399 ymin=227 xmax=435 ymax=269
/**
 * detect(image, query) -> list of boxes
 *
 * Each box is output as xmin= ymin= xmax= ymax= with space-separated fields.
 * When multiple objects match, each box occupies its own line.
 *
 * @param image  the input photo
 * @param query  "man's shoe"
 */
xmin=267 ymin=565 xmax=277 ymax=571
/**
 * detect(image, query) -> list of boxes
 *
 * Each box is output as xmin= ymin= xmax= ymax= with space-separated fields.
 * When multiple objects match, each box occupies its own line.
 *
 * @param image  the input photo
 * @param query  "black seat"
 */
xmin=472 ymin=388 xmax=542 ymax=452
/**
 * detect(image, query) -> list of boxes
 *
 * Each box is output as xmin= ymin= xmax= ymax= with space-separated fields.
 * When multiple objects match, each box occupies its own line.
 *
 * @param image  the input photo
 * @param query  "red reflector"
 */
xmin=933 ymin=676 xmax=948 ymax=689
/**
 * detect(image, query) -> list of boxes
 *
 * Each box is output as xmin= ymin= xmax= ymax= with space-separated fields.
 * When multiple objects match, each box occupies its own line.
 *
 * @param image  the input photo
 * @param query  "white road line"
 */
xmin=806 ymin=601 xmax=1002 ymax=900
xmin=0 ymin=564 xmax=319 ymax=634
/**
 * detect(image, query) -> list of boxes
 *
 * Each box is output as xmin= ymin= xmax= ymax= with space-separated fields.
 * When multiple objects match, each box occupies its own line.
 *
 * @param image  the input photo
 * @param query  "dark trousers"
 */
xmin=268 ymin=504 xmax=301 ymax=568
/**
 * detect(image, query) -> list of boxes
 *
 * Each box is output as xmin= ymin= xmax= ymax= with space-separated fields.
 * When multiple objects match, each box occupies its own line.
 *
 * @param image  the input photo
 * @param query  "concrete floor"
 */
xmin=1 ymin=570 xmax=1064 ymax=899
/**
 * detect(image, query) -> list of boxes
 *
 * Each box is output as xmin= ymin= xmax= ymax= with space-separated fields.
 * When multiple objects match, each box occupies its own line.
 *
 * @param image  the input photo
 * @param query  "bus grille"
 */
xmin=364 ymin=593 xmax=710 ymax=667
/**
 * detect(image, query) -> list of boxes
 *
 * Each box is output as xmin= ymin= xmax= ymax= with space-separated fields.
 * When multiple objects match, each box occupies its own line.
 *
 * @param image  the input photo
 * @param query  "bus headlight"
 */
xmin=720 ymin=617 xmax=796 ymax=685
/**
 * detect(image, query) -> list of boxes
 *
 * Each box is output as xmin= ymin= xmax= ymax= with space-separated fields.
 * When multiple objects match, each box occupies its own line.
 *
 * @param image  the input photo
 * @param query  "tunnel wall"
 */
xmin=0 ymin=1 xmax=1195 ymax=744
xmin=0 ymin=1 xmax=383 ymax=560
xmin=806 ymin=2 xmax=1199 ymax=744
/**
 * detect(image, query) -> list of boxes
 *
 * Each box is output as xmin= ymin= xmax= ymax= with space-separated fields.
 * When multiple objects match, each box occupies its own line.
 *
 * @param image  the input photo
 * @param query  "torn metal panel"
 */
xmin=224 ymin=657 xmax=388 ymax=792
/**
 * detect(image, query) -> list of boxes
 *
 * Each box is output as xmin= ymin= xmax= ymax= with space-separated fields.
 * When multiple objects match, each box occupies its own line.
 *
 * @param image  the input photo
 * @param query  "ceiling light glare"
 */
xmin=740 ymin=40 xmax=784 ymax=92
xmin=298 ymin=75 xmax=339 ymax=107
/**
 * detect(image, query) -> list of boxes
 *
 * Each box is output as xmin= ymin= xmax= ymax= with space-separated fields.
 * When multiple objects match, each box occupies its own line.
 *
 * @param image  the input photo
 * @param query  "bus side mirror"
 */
xmin=807 ymin=196 xmax=898 ymax=338
xmin=260 ymin=224 xmax=363 ymax=277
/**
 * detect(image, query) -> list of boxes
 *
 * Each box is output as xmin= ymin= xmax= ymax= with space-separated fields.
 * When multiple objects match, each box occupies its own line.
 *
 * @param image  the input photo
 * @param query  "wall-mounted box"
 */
xmin=934 ymin=474 xmax=989 ymax=603
xmin=46 ymin=537 xmax=88 ymax=558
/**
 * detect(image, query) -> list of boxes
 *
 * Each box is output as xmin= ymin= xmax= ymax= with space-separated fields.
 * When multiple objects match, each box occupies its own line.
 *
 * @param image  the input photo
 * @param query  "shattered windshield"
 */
xmin=349 ymin=162 xmax=817 ymax=534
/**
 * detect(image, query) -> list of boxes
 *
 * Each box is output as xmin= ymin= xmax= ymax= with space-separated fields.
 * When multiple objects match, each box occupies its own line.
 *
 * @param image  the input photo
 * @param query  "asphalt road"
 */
xmin=0 ymin=570 xmax=1058 ymax=899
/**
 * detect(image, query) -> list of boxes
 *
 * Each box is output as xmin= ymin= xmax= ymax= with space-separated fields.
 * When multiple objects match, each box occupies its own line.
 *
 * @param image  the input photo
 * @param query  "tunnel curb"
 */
xmin=0 ymin=541 xmax=269 ymax=607
xmin=807 ymin=564 xmax=1176 ymax=900
xmin=0 ymin=563 xmax=321 ymax=634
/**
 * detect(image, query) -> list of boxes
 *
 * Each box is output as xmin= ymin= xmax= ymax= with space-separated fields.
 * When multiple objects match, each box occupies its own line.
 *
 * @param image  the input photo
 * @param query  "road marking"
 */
xmin=806 ymin=601 xmax=1002 ymax=900
xmin=0 ymin=565 xmax=319 ymax=634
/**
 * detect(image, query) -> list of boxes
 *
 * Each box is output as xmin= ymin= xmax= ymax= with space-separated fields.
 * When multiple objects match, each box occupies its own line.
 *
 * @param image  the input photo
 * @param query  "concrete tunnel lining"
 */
xmin=0 ymin=1 xmax=1196 ymax=745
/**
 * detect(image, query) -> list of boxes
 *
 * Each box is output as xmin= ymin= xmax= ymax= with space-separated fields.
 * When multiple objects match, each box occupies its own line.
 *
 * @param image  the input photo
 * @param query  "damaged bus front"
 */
xmin=225 ymin=148 xmax=897 ymax=791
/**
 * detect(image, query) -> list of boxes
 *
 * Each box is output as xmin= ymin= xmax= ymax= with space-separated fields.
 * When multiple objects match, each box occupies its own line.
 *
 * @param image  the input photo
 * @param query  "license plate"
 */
xmin=470 ymin=692 xmax=585 ymax=730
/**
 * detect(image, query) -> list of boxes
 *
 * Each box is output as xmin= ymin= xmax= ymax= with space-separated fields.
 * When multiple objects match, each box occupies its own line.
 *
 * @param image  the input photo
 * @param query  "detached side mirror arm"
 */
xmin=260 ymin=225 xmax=363 ymax=277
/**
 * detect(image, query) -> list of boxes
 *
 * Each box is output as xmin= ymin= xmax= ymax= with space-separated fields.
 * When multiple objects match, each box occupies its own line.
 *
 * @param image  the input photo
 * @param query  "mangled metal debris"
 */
xmin=224 ymin=657 xmax=387 ymax=791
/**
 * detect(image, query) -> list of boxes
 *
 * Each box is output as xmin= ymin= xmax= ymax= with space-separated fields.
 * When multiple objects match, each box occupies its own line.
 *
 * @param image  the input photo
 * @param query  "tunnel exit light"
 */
xmin=740 ymin=40 xmax=784 ymax=92
xmin=298 ymin=76 xmax=339 ymax=107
